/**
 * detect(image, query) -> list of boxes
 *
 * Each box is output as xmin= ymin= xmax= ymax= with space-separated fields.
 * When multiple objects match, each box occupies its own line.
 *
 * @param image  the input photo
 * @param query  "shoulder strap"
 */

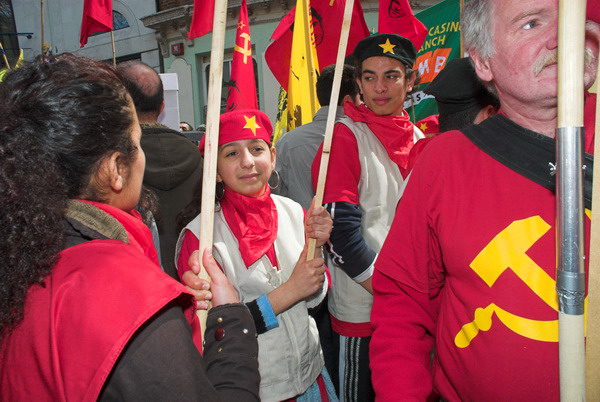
xmin=462 ymin=115 xmax=594 ymax=210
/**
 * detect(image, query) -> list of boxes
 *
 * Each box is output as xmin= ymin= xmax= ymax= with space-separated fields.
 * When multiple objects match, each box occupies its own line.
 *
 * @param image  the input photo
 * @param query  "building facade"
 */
xmin=9 ymin=0 xmax=160 ymax=70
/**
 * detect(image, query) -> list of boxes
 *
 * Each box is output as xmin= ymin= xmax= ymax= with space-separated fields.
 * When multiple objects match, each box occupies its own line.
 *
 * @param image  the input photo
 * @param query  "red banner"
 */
xmin=80 ymin=0 xmax=113 ymax=48
xmin=265 ymin=0 xmax=370 ymax=90
xmin=226 ymin=0 xmax=258 ymax=111
xmin=188 ymin=0 xmax=215 ymax=39
xmin=378 ymin=0 xmax=427 ymax=50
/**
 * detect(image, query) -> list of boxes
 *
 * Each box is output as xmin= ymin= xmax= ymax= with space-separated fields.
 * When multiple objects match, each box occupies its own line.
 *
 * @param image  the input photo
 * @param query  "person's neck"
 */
xmin=137 ymin=113 xmax=159 ymax=124
xmin=501 ymin=100 xmax=558 ymax=139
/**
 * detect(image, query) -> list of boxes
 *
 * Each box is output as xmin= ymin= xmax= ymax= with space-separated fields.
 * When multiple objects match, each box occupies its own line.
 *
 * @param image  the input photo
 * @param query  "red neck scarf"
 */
xmin=219 ymin=186 xmax=278 ymax=267
xmin=76 ymin=200 xmax=160 ymax=267
xmin=344 ymin=102 xmax=417 ymax=178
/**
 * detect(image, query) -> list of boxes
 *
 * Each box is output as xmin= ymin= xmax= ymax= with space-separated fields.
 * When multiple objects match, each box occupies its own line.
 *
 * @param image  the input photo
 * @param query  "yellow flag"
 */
xmin=0 ymin=49 xmax=25 ymax=82
xmin=272 ymin=87 xmax=289 ymax=144
xmin=286 ymin=0 xmax=320 ymax=132
xmin=14 ymin=49 xmax=24 ymax=69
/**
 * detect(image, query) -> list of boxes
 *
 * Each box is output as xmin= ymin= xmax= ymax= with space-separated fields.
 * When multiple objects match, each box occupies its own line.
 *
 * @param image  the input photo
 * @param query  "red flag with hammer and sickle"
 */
xmin=188 ymin=0 xmax=215 ymax=39
xmin=226 ymin=0 xmax=258 ymax=111
xmin=80 ymin=0 xmax=113 ymax=48
xmin=265 ymin=0 xmax=370 ymax=91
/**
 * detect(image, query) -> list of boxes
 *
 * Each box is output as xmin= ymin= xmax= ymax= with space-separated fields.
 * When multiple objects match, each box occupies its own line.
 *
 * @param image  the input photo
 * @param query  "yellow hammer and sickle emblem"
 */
xmin=234 ymin=33 xmax=252 ymax=64
xmin=455 ymin=215 xmax=588 ymax=348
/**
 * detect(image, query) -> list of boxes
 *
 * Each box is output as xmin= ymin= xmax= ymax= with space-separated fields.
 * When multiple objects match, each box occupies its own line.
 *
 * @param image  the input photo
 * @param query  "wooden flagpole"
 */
xmin=308 ymin=0 xmax=355 ymax=260
xmin=0 ymin=42 xmax=10 ymax=70
xmin=585 ymin=61 xmax=600 ymax=400
xmin=556 ymin=0 xmax=586 ymax=399
xmin=196 ymin=0 xmax=229 ymax=333
xmin=110 ymin=31 xmax=116 ymax=67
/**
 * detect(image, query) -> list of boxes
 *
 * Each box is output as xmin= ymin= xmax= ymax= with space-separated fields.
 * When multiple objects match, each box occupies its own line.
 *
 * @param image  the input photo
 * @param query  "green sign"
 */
xmin=406 ymin=0 xmax=462 ymax=122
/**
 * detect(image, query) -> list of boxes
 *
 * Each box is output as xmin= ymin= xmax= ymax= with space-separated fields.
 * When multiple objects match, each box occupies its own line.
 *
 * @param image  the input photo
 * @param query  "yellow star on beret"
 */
xmin=243 ymin=115 xmax=261 ymax=135
xmin=379 ymin=38 xmax=396 ymax=54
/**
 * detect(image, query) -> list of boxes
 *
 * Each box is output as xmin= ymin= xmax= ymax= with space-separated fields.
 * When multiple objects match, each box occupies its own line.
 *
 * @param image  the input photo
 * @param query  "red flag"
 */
xmin=226 ymin=0 xmax=258 ymax=111
xmin=265 ymin=0 xmax=370 ymax=90
xmin=188 ymin=0 xmax=215 ymax=39
xmin=80 ymin=0 xmax=113 ymax=48
xmin=415 ymin=114 xmax=439 ymax=137
xmin=378 ymin=0 xmax=427 ymax=50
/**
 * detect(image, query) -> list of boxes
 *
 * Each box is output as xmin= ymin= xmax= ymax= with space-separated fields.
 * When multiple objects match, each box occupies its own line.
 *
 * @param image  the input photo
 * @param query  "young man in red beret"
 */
xmin=312 ymin=33 xmax=425 ymax=401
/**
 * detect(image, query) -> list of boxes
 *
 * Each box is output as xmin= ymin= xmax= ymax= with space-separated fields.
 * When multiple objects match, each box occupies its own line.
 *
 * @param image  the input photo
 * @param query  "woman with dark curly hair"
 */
xmin=0 ymin=54 xmax=259 ymax=401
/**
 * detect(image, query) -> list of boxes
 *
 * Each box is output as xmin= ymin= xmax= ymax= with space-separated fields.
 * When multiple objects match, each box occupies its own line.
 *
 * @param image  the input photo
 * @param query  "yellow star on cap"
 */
xmin=379 ymin=39 xmax=396 ymax=54
xmin=243 ymin=115 xmax=261 ymax=136
xmin=419 ymin=123 xmax=428 ymax=132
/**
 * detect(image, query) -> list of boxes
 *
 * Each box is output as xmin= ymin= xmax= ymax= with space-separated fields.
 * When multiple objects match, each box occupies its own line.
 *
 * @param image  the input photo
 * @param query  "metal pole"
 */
xmin=110 ymin=31 xmax=116 ymax=67
xmin=40 ymin=0 xmax=44 ymax=55
xmin=556 ymin=0 xmax=586 ymax=399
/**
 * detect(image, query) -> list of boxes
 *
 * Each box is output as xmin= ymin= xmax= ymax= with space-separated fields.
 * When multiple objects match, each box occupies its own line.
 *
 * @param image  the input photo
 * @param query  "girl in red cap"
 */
xmin=176 ymin=109 xmax=337 ymax=401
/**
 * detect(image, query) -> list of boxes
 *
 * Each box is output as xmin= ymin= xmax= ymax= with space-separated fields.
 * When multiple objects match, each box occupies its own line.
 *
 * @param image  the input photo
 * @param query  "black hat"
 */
xmin=353 ymin=33 xmax=417 ymax=68
xmin=424 ymin=57 xmax=497 ymax=115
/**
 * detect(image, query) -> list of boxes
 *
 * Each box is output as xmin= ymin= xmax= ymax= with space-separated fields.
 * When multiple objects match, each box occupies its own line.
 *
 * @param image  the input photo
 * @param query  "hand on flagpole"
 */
xmin=184 ymin=248 xmax=239 ymax=310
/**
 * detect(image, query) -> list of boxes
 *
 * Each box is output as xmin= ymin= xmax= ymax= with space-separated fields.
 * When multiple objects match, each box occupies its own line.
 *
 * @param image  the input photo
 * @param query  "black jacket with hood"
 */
xmin=141 ymin=123 xmax=202 ymax=279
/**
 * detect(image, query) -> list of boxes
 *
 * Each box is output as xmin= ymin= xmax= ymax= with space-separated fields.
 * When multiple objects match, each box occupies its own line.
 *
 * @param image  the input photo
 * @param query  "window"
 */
xmin=0 ymin=0 xmax=19 ymax=67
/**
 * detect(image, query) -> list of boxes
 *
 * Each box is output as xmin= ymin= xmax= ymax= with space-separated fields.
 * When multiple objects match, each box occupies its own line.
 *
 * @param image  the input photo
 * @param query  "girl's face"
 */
xmin=216 ymin=138 xmax=276 ymax=197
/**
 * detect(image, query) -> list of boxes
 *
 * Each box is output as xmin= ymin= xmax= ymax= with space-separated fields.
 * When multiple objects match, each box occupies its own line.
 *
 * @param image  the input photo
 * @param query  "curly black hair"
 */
xmin=0 ymin=54 xmax=136 ymax=338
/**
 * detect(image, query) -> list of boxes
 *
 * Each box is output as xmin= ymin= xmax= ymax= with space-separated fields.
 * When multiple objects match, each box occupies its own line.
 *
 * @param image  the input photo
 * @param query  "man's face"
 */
xmin=311 ymin=14 xmax=324 ymax=47
xmin=357 ymin=56 xmax=415 ymax=116
xmin=388 ymin=0 xmax=405 ymax=19
xmin=472 ymin=0 xmax=598 ymax=111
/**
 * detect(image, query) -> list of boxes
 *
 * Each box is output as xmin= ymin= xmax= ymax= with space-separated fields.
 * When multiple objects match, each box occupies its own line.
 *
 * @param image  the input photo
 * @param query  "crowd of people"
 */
xmin=0 ymin=0 xmax=598 ymax=400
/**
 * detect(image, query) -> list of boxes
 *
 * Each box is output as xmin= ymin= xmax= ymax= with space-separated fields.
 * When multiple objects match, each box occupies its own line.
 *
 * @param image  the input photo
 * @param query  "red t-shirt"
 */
xmin=371 ymin=123 xmax=594 ymax=400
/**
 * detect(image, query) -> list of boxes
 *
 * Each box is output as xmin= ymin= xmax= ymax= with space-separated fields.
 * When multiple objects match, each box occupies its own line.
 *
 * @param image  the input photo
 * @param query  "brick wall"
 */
xmin=158 ymin=0 xmax=193 ymax=12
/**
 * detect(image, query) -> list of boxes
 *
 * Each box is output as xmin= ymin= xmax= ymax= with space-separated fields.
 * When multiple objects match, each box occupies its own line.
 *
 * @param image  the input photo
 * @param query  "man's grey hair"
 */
xmin=461 ymin=0 xmax=496 ymax=59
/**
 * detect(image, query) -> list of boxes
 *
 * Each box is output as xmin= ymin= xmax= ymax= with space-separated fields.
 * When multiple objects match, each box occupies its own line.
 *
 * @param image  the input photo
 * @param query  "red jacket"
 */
xmin=0 ymin=202 xmax=199 ymax=401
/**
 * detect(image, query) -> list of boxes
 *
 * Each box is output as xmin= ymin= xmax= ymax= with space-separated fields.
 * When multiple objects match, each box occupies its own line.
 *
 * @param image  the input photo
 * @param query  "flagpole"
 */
xmin=585 ymin=61 xmax=600 ymax=400
xmin=110 ymin=30 xmax=116 ymax=67
xmin=40 ymin=0 xmax=44 ymax=54
xmin=556 ymin=0 xmax=586 ymax=399
xmin=0 ymin=42 xmax=10 ymax=70
xmin=308 ymin=0 xmax=355 ymax=260
xmin=197 ymin=0 xmax=228 ymax=334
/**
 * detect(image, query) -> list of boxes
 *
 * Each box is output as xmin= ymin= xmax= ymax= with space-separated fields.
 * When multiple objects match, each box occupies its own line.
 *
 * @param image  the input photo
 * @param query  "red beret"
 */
xmin=199 ymin=109 xmax=273 ymax=153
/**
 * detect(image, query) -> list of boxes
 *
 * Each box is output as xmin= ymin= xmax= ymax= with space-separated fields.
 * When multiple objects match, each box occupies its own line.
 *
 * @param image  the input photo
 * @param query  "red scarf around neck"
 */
xmin=219 ymin=186 xmax=278 ymax=267
xmin=344 ymin=102 xmax=417 ymax=178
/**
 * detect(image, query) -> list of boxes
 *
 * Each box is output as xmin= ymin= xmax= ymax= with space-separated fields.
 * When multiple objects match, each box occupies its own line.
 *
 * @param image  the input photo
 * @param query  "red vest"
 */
xmin=1 ymin=211 xmax=200 ymax=401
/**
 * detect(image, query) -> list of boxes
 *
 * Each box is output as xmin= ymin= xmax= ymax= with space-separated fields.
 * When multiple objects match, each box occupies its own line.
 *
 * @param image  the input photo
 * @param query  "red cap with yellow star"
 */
xmin=199 ymin=109 xmax=273 ymax=153
xmin=353 ymin=33 xmax=417 ymax=68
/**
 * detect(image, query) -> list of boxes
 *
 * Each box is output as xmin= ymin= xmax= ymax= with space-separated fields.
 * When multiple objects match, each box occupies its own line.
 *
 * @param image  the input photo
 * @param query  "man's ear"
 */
xmin=356 ymin=77 xmax=363 ymax=94
xmin=473 ymin=104 xmax=498 ymax=124
xmin=159 ymin=101 xmax=166 ymax=116
xmin=470 ymin=52 xmax=494 ymax=83
xmin=406 ymin=73 xmax=418 ymax=92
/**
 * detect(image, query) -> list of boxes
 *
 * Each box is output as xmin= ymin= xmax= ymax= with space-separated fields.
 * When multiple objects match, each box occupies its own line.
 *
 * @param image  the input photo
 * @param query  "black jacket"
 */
xmin=141 ymin=123 xmax=203 ymax=278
